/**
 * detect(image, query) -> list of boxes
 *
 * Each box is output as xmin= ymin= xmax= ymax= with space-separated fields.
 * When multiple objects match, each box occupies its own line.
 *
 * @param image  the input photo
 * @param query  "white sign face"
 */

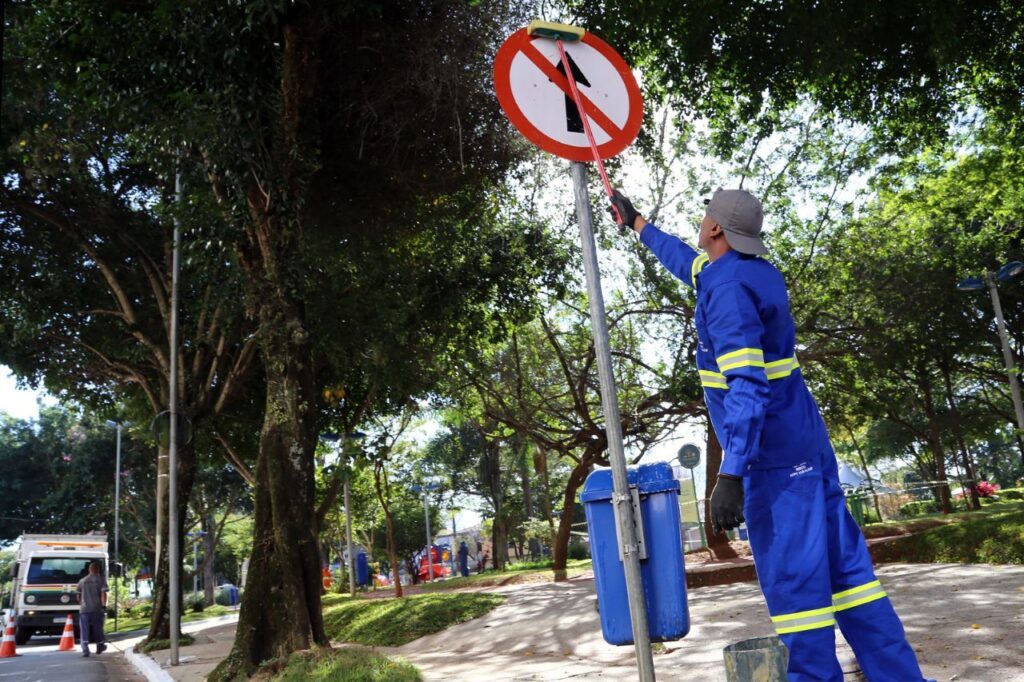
xmin=510 ymin=40 xmax=628 ymax=146
xmin=494 ymin=29 xmax=643 ymax=161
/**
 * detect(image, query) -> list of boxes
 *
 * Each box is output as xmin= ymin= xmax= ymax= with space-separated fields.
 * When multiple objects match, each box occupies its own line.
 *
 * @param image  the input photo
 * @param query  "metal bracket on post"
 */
xmin=613 ymin=486 xmax=647 ymax=561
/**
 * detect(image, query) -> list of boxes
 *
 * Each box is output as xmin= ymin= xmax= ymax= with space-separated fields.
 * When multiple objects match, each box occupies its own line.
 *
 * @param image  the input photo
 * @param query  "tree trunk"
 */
xmin=538 ymin=448 xmax=555 ymax=534
xmin=920 ymin=374 xmax=954 ymax=514
xmin=703 ymin=423 xmax=739 ymax=559
xmin=146 ymin=443 xmax=197 ymax=642
xmin=203 ymin=514 xmax=217 ymax=605
xmin=373 ymin=462 xmax=403 ymax=598
xmin=520 ymin=445 xmax=541 ymax=560
xmin=940 ymin=360 xmax=981 ymax=510
xmin=209 ymin=270 xmax=325 ymax=680
xmin=552 ymin=462 xmax=589 ymax=581
xmin=846 ymin=426 xmax=884 ymax=523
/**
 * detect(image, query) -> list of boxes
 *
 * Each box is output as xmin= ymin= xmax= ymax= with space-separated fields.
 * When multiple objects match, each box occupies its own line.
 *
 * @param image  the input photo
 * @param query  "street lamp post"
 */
xmin=169 ymin=166 xmax=183 ymax=666
xmin=320 ymin=432 xmax=365 ymax=595
xmin=410 ymin=483 xmax=439 ymax=582
xmin=105 ymin=420 xmax=122 ymax=632
xmin=188 ymin=531 xmax=207 ymax=596
xmin=958 ymin=261 xmax=1024 ymax=462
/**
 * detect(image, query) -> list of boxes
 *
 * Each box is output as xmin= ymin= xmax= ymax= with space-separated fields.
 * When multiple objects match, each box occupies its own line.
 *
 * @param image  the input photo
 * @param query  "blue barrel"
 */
xmin=580 ymin=461 xmax=689 ymax=645
xmin=356 ymin=552 xmax=370 ymax=587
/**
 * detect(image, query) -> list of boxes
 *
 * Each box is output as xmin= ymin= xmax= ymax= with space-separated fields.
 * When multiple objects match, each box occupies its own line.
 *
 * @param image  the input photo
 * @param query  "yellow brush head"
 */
xmin=526 ymin=20 xmax=585 ymax=42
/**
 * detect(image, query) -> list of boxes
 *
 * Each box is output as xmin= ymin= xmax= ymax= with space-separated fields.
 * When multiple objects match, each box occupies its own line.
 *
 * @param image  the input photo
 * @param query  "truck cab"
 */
xmin=10 ymin=534 xmax=108 ymax=645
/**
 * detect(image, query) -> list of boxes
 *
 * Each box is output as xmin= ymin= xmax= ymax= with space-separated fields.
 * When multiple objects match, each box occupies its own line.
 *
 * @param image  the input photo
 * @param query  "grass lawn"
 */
xmin=266 ymin=647 xmax=420 ymax=681
xmin=862 ymin=498 xmax=1024 ymax=539
xmin=106 ymin=604 xmax=235 ymax=634
xmin=418 ymin=558 xmax=592 ymax=592
xmin=321 ymin=592 xmax=505 ymax=647
xmin=870 ymin=499 xmax=1024 ymax=564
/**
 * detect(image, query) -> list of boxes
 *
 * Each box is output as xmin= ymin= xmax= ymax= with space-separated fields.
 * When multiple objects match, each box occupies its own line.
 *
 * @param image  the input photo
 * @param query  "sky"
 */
xmin=0 ymin=368 xmax=54 ymax=421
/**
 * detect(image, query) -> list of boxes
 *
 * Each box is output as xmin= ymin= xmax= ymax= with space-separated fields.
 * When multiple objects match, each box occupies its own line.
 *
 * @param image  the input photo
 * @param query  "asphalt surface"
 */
xmin=0 ymin=634 xmax=143 ymax=682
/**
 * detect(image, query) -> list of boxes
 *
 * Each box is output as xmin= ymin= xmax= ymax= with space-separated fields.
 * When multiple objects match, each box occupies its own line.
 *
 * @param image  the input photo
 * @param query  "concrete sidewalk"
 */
xmin=132 ymin=563 xmax=1024 ymax=681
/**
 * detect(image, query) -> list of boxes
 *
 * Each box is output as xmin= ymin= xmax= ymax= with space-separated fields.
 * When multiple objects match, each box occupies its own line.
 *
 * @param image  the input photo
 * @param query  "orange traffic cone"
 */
xmin=56 ymin=614 xmax=76 ymax=651
xmin=0 ymin=618 xmax=18 ymax=657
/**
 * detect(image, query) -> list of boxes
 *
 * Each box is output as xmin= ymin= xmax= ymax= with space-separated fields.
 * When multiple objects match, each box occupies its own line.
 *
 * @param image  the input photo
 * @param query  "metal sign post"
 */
xmin=678 ymin=444 xmax=706 ymax=548
xmin=572 ymin=161 xmax=655 ymax=681
xmin=496 ymin=22 xmax=653 ymax=680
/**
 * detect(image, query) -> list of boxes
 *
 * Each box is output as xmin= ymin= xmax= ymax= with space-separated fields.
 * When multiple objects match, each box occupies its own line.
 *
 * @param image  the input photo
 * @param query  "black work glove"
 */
xmin=710 ymin=473 xmax=745 ymax=535
xmin=607 ymin=189 xmax=640 ymax=232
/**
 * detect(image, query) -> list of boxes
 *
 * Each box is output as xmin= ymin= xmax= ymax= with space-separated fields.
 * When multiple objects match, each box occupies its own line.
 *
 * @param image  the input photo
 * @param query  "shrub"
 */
xmin=898 ymin=500 xmax=937 ymax=517
xmin=1000 ymin=489 xmax=1022 ymax=500
xmin=975 ymin=481 xmax=1001 ymax=497
xmin=131 ymin=602 xmax=153 ymax=618
xmin=186 ymin=593 xmax=206 ymax=613
xmin=567 ymin=543 xmax=590 ymax=560
xmin=214 ymin=589 xmax=231 ymax=606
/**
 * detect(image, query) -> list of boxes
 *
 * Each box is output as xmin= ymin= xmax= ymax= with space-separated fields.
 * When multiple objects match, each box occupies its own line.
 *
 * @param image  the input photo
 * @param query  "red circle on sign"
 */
xmin=494 ymin=28 xmax=643 ymax=162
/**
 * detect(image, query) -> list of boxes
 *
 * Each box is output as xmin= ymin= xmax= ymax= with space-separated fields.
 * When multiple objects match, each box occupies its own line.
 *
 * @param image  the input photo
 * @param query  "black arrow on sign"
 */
xmin=551 ymin=50 xmax=591 ymax=133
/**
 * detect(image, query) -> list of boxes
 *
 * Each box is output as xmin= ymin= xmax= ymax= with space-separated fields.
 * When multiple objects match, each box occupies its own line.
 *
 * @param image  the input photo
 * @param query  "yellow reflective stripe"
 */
xmin=770 ymin=606 xmax=836 ymax=635
xmin=831 ymin=580 xmax=881 ymax=600
xmin=765 ymin=355 xmax=800 ymax=379
xmin=717 ymin=348 xmax=766 ymax=374
xmin=690 ymin=253 xmax=710 ymax=287
xmin=717 ymin=347 xmax=765 ymax=364
xmin=699 ymin=370 xmax=728 ymax=389
xmin=834 ymin=592 xmax=886 ymax=612
xmin=775 ymin=618 xmax=837 ymax=634
xmin=770 ymin=605 xmax=834 ymax=623
xmin=698 ymin=354 xmax=799 ymax=389
xmin=832 ymin=580 xmax=887 ymax=612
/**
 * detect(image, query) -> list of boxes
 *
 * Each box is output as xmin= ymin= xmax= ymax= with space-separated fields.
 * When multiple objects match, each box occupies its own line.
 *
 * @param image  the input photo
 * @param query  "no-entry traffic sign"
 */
xmin=494 ymin=28 xmax=642 ymax=161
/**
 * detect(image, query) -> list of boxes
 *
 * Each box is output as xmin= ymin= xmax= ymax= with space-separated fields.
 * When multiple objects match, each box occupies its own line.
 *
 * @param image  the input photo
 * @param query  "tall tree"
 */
xmin=577 ymin=1 xmax=1024 ymax=153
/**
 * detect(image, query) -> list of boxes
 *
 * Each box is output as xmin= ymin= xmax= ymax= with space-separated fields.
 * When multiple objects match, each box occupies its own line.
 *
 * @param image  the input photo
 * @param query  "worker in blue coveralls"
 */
xmin=609 ymin=188 xmax=932 ymax=682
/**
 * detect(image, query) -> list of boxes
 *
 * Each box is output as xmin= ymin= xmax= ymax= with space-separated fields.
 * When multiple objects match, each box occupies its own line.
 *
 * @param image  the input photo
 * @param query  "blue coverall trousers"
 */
xmin=744 ymin=448 xmax=928 ymax=681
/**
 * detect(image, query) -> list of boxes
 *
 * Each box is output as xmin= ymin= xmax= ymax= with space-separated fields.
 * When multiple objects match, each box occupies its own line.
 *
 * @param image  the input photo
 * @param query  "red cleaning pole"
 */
xmin=554 ymin=38 xmax=626 ymax=228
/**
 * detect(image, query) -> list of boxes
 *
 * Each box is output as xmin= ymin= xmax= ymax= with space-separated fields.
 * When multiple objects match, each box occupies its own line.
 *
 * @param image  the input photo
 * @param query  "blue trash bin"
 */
xmin=581 ymin=461 xmax=689 ymax=645
xmin=356 ymin=552 xmax=370 ymax=587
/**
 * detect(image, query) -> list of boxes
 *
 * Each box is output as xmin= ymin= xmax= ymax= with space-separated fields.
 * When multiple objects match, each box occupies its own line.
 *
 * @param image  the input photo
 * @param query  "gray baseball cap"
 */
xmin=704 ymin=188 xmax=767 ymax=255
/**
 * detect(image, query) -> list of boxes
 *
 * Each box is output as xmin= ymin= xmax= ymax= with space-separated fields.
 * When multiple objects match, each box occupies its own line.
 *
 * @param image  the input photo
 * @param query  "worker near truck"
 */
xmin=76 ymin=560 xmax=107 ymax=657
xmin=610 ymin=188 xmax=932 ymax=682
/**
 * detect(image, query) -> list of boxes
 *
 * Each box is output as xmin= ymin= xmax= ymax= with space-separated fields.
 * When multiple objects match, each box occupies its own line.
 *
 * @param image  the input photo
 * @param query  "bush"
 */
xmin=186 ymin=593 xmax=206 ymax=613
xmin=567 ymin=543 xmax=590 ymax=560
xmin=1002 ymin=490 xmax=1023 ymax=500
xmin=214 ymin=589 xmax=231 ymax=606
xmin=131 ymin=602 xmax=153 ymax=618
xmin=898 ymin=500 xmax=938 ymax=517
xmin=873 ymin=508 xmax=1024 ymax=565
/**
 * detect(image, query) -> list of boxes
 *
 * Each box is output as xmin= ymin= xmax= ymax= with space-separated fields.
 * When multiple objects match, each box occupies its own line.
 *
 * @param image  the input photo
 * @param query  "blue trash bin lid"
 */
xmin=580 ymin=461 xmax=680 ymax=502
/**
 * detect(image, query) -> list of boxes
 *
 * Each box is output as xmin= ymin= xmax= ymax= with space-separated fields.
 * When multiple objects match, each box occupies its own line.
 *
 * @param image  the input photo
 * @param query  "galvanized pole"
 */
xmin=987 ymin=273 xmax=1024 ymax=441
xmin=423 ymin=492 xmax=434 ymax=582
xmin=571 ymin=161 xmax=655 ymax=681
xmin=689 ymin=469 xmax=706 ymax=548
xmin=114 ymin=423 xmax=121 ymax=632
xmin=344 ymin=476 xmax=356 ymax=595
xmin=169 ymin=168 xmax=182 ymax=666
xmin=450 ymin=513 xmax=457 ymax=574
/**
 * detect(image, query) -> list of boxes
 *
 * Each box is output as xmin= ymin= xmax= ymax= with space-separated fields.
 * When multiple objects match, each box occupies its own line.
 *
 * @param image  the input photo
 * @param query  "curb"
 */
xmin=124 ymin=646 xmax=173 ymax=682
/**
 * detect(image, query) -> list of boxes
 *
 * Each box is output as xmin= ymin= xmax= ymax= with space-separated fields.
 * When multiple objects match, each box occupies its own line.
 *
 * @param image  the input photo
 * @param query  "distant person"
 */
xmin=76 ymin=560 xmax=108 ymax=657
xmin=458 ymin=541 xmax=470 ymax=578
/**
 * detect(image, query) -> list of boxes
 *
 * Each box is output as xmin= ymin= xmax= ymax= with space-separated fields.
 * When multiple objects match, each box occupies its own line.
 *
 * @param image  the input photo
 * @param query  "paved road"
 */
xmin=0 ymin=635 xmax=143 ymax=682
xmin=387 ymin=563 xmax=1024 ymax=681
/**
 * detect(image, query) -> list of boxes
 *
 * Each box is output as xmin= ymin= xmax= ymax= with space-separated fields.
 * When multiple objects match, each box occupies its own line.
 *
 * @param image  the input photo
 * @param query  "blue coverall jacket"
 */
xmin=640 ymin=222 xmax=930 ymax=682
